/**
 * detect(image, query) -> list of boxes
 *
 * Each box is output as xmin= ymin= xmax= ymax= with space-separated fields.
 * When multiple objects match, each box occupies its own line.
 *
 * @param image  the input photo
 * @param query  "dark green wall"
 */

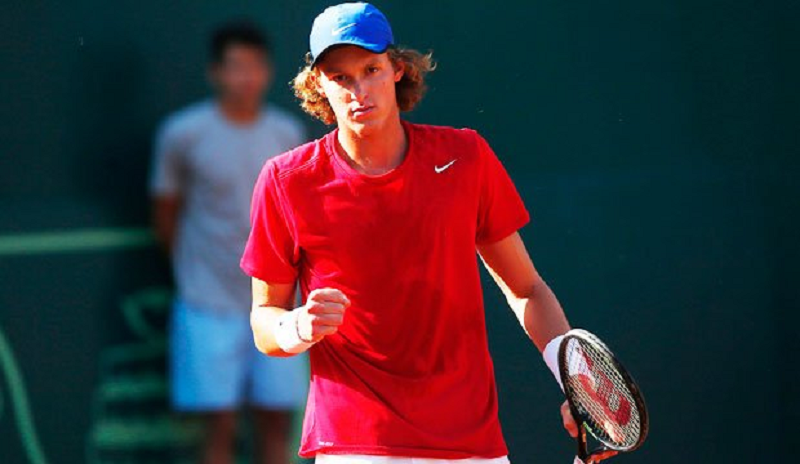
xmin=1 ymin=1 xmax=797 ymax=462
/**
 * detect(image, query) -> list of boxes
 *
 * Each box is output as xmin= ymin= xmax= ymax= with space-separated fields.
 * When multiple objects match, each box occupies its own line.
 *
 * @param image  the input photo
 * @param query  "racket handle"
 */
xmin=576 ymin=423 xmax=588 ymax=461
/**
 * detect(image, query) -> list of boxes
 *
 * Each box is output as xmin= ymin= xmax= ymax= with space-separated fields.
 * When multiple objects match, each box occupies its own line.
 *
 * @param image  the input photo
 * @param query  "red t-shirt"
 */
xmin=241 ymin=121 xmax=529 ymax=459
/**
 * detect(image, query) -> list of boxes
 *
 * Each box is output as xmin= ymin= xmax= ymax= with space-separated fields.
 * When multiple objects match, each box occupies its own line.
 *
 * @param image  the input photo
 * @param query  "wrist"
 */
xmin=273 ymin=310 xmax=315 ymax=354
xmin=295 ymin=310 xmax=315 ymax=344
xmin=543 ymin=334 xmax=565 ymax=391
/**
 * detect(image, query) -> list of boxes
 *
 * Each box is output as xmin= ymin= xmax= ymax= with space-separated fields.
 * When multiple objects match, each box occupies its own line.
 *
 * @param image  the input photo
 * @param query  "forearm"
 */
xmin=154 ymin=222 xmax=176 ymax=253
xmin=477 ymin=234 xmax=571 ymax=351
xmin=477 ymin=232 xmax=575 ymax=419
xmin=152 ymin=196 xmax=181 ymax=253
xmin=515 ymin=279 xmax=571 ymax=352
xmin=250 ymin=305 xmax=296 ymax=357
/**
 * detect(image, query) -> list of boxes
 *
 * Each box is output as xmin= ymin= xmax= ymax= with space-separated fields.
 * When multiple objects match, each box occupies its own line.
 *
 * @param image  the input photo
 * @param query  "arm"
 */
xmin=250 ymin=278 xmax=298 ymax=357
xmin=149 ymin=117 xmax=187 ymax=252
xmin=250 ymin=277 xmax=350 ymax=357
xmin=477 ymin=231 xmax=570 ymax=351
xmin=151 ymin=195 xmax=182 ymax=252
xmin=478 ymin=231 xmax=579 ymax=438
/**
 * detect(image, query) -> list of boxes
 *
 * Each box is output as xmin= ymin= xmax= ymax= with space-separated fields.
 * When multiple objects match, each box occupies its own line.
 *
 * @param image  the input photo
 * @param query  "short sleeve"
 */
xmin=149 ymin=119 xmax=187 ymax=196
xmin=475 ymin=132 xmax=530 ymax=245
xmin=240 ymin=162 xmax=300 ymax=284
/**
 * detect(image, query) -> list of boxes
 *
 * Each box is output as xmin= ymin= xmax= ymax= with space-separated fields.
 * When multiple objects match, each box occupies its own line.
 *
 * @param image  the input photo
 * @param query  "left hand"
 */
xmin=561 ymin=401 xmax=578 ymax=437
xmin=574 ymin=449 xmax=620 ymax=464
xmin=563 ymin=401 xmax=620 ymax=463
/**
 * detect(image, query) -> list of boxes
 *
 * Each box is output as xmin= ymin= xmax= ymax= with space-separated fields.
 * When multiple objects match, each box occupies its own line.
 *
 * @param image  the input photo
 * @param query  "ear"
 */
xmin=393 ymin=60 xmax=405 ymax=83
xmin=308 ymin=70 xmax=328 ymax=98
xmin=311 ymin=70 xmax=326 ymax=98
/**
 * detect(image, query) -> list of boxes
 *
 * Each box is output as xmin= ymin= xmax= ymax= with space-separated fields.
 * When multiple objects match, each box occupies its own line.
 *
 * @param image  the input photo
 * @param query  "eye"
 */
xmin=331 ymin=75 xmax=347 ymax=83
xmin=367 ymin=66 xmax=379 ymax=74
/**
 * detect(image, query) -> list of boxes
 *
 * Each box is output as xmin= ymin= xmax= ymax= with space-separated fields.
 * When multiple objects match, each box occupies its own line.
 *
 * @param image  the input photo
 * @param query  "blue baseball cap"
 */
xmin=309 ymin=2 xmax=394 ymax=66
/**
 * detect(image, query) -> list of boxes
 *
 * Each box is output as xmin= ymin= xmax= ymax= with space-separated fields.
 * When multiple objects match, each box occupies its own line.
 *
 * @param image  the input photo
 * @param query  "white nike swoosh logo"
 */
xmin=332 ymin=23 xmax=356 ymax=35
xmin=435 ymin=159 xmax=457 ymax=173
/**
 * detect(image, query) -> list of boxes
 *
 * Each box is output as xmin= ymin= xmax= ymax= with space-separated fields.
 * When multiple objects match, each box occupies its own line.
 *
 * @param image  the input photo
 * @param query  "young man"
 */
xmin=150 ymin=22 xmax=307 ymax=464
xmin=241 ymin=3 xmax=579 ymax=463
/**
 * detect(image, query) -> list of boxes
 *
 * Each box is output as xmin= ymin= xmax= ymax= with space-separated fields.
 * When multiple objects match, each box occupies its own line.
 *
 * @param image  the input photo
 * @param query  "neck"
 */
xmin=217 ymin=97 xmax=261 ymax=124
xmin=336 ymin=116 xmax=407 ymax=176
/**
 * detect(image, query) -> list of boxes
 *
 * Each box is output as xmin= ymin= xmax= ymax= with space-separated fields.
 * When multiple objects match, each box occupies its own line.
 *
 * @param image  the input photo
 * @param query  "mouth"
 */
xmin=350 ymin=105 xmax=375 ymax=120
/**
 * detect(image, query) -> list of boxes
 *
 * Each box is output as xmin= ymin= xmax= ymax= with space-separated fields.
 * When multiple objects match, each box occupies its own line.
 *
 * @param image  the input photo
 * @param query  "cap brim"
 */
xmin=311 ymin=40 xmax=391 ymax=67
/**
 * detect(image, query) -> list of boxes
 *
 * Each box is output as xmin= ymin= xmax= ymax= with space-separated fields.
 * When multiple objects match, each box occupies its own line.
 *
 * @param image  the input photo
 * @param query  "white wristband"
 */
xmin=273 ymin=310 xmax=315 ymax=354
xmin=543 ymin=334 xmax=565 ymax=392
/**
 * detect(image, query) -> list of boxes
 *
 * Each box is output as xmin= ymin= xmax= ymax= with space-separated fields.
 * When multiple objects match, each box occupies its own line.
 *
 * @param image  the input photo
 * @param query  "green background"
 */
xmin=1 ymin=1 xmax=797 ymax=462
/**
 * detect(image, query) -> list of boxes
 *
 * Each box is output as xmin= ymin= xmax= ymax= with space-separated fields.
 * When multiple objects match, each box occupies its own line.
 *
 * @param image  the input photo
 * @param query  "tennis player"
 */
xmin=241 ymin=3 xmax=578 ymax=462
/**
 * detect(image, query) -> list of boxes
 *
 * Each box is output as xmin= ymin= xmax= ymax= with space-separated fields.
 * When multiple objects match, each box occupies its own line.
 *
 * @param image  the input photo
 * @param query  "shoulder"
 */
xmin=408 ymin=122 xmax=482 ymax=145
xmin=264 ymin=104 xmax=306 ymax=137
xmin=157 ymin=100 xmax=215 ymax=144
xmin=407 ymin=122 xmax=489 ymax=166
xmin=260 ymin=135 xmax=330 ymax=191
xmin=265 ymin=104 xmax=303 ymax=128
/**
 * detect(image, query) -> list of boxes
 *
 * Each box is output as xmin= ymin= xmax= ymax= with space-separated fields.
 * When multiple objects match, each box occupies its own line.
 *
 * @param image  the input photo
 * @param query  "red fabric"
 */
xmin=241 ymin=121 xmax=529 ymax=459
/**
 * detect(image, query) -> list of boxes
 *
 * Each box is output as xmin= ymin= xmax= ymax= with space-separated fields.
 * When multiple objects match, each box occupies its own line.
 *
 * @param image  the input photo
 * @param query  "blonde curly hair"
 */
xmin=292 ymin=47 xmax=435 ymax=125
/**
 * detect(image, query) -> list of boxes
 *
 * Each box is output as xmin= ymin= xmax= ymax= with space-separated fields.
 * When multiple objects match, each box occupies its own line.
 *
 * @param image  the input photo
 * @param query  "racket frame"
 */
xmin=558 ymin=329 xmax=649 ymax=463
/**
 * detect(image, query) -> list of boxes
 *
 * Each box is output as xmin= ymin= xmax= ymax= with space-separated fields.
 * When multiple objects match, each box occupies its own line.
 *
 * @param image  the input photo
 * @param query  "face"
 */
xmin=211 ymin=44 xmax=272 ymax=108
xmin=315 ymin=45 xmax=403 ymax=135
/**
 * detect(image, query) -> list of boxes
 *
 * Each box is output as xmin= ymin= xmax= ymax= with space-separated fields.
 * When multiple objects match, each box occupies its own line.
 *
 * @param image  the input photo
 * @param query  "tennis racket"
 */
xmin=558 ymin=329 xmax=648 ymax=464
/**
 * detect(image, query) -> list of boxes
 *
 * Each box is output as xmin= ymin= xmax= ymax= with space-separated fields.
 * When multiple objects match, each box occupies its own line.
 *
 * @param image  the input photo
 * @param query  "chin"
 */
xmin=343 ymin=117 xmax=382 ymax=137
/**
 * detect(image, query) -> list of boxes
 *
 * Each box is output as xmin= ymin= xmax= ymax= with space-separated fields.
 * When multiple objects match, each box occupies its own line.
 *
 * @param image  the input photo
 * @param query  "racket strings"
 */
xmin=564 ymin=338 xmax=642 ymax=449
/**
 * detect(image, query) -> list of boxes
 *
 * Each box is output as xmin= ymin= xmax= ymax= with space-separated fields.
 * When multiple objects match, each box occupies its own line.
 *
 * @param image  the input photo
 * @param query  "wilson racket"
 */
xmin=558 ymin=329 xmax=648 ymax=464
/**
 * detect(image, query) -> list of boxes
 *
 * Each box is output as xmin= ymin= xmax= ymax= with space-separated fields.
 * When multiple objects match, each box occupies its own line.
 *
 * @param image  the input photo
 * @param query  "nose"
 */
xmin=348 ymin=79 xmax=368 ymax=103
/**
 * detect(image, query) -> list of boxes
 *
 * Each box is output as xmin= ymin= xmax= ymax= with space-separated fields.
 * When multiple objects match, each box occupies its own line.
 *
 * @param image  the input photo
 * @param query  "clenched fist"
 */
xmin=296 ymin=288 xmax=350 ymax=343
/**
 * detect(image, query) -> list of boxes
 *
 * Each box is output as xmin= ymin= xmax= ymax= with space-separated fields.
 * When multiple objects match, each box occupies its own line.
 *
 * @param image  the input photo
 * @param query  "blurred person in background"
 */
xmin=149 ymin=21 xmax=307 ymax=464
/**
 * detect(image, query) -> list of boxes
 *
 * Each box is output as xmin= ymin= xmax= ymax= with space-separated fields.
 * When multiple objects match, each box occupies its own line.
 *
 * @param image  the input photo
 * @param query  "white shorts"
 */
xmin=169 ymin=298 xmax=308 ymax=411
xmin=316 ymin=455 xmax=511 ymax=464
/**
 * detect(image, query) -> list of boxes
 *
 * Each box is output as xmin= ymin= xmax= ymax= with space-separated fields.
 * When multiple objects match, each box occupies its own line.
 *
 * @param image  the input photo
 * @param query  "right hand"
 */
xmin=296 ymin=288 xmax=350 ymax=343
xmin=561 ymin=401 xmax=578 ymax=438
